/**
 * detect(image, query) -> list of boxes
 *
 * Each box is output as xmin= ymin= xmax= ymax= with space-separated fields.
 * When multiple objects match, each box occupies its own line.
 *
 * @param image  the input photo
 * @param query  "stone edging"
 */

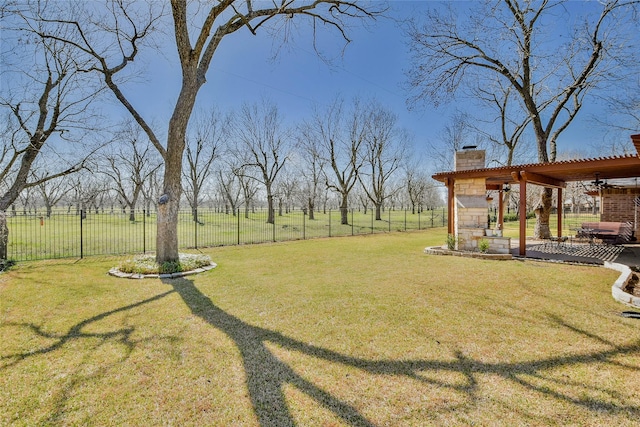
xmin=606 ymin=261 xmax=640 ymax=308
xmin=109 ymin=263 xmax=217 ymax=279
xmin=424 ymin=246 xmax=512 ymax=260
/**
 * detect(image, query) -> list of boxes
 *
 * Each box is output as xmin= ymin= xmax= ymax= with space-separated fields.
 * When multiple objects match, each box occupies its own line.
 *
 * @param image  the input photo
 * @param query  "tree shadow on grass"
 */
xmin=168 ymin=277 xmax=640 ymax=426
xmin=3 ymin=278 xmax=640 ymax=425
xmin=0 ymin=290 xmax=179 ymax=424
xmin=0 ymin=290 xmax=175 ymax=370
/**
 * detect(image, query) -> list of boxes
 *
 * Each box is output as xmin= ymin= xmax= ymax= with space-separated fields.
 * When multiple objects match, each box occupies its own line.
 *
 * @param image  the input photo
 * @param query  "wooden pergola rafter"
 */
xmin=432 ymin=135 xmax=640 ymax=256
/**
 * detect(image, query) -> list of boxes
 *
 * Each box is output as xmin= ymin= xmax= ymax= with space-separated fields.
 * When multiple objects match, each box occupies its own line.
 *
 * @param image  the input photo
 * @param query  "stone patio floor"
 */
xmin=511 ymin=239 xmax=640 ymax=268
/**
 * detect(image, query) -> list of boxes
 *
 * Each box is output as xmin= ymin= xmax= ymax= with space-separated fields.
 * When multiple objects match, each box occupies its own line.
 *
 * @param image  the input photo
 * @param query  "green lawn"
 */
xmin=6 ymin=208 xmax=447 ymax=261
xmin=2 ymin=229 xmax=638 ymax=426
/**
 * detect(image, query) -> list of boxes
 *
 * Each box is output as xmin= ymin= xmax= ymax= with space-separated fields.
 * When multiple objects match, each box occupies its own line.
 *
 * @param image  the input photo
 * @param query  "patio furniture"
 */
xmin=578 ymin=222 xmax=633 ymax=245
xmin=542 ymin=235 xmax=568 ymax=249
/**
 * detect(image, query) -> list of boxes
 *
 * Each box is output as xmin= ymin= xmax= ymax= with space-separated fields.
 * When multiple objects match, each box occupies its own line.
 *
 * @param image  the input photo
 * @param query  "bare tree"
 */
xmin=407 ymin=0 xmax=640 ymax=238
xmin=16 ymin=186 xmax=35 ymax=215
xmin=596 ymin=78 xmax=640 ymax=154
xmin=429 ymin=111 xmax=484 ymax=172
xmin=141 ymin=166 xmax=162 ymax=216
xmin=35 ymin=0 xmax=381 ymax=263
xmin=471 ymin=81 xmax=533 ymax=167
xmin=296 ymin=124 xmax=327 ymax=220
xmin=183 ymin=107 xmax=226 ymax=224
xmin=236 ymin=165 xmax=260 ymax=219
xmin=404 ymin=168 xmax=430 ymax=215
xmin=216 ymin=159 xmax=242 ymax=216
xmin=102 ymin=121 xmax=161 ymax=222
xmin=67 ymin=172 xmax=108 ymax=217
xmin=0 ymin=5 xmax=101 ymax=258
xmin=274 ymin=167 xmax=298 ymax=216
xmin=307 ymin=97 xmax=367 ymax=225
xmin=232 ymin=100 xmax=290 ymax=224
xmin=34 ymin=168 xmax=71 ymax=218
xmin=357 ymin=101 xmax=408 ymax=221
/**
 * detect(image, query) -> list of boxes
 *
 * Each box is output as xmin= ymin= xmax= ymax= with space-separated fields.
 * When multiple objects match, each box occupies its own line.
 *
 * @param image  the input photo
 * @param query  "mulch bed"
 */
xmin=624 ymin=267 xmax=640 ymax=297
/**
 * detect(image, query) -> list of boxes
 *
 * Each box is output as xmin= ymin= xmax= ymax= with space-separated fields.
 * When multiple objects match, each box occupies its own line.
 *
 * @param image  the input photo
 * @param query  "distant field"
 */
xmin=6 ymin=208 xmax=448 ymax=261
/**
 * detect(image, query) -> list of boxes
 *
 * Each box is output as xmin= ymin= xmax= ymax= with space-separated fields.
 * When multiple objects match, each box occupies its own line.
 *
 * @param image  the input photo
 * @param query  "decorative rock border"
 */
xmin=424 ymin=246 xmax=512 ymax=260
xmin=109 ymin=263 xmax=217 ymax=279
xmin=606 ymin=261 xmax=640 ymax=308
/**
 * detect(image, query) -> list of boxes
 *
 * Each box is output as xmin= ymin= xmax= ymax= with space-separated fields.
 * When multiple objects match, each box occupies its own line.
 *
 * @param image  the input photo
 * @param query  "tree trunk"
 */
xmin=156 ymin=177 xmax=182 ymax=263
xmin=375 ymin=203 xmax=382 ymax=221
xmin=308 ymin=197 xmax=315 ymax=220
xmin=533 ymin=188 xmax=553 ymax=239
xmin=266 ymin=194 xmax=275 ymax=224
xmin=0 ymin=211 xmax=8 ymax=260
xmin=340 ymin=194 xmax=349 ymax=225
xmin=156 ymin=77 xmax=196 ymax=263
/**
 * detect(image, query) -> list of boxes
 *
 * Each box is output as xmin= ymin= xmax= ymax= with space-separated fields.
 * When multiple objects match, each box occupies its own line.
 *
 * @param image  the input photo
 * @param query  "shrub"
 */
xmin=0 ymin=259 xmax=15 ymax=272
xmin=446 ymin=233 xmax=457 ymax=250
xmin=503 ymin=211 xmax=536 ymax=222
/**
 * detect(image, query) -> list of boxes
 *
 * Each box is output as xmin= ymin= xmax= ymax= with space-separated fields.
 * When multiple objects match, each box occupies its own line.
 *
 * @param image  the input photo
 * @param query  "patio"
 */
xmin=512 ymin=239 xmax=640 ymax=267
xmin=432 ymin=133 xmax=640 ymax=258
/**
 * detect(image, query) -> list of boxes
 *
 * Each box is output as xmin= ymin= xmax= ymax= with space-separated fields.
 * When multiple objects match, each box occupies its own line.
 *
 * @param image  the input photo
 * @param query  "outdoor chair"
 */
xmin=542 ymin=235 xmax=568 ymax=250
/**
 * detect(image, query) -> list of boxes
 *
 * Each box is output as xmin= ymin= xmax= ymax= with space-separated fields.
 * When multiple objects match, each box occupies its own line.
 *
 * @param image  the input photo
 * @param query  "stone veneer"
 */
xmin=453 ymin=149 xmax=511 ymax=253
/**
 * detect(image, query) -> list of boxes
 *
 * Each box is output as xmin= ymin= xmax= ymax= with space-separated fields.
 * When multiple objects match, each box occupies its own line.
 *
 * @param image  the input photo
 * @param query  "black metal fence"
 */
xmin=5 ymin=207 xmax=448 ymax=261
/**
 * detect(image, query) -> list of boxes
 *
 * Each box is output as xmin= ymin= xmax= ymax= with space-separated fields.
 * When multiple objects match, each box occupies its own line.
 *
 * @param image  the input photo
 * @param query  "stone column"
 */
xmin=454 ymin=149 xmax=487 ymax=251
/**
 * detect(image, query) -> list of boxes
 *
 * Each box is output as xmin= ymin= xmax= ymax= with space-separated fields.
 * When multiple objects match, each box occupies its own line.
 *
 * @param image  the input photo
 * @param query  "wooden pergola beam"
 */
xmin=520 ymin=171 xmax=566 ymax=188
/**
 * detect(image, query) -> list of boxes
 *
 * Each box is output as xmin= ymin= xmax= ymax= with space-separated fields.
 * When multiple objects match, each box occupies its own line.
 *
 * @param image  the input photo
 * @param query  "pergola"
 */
xmin=432 ymin=135 xmax=640 ymax=256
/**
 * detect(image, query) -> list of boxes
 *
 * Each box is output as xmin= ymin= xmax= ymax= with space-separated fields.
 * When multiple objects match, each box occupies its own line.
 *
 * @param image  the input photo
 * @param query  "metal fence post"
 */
xmin=371 ymin=208 xmax=374 ymax=234
xmin=194 ymin=208 xmax=198 ymax=249
xmin=303 ymin=209 xmax=306 ymax=240
xmin=329 ymin=209 xmax=332 ymax=237
xmin=442 ymin=207 xmax=445 ymax=226
xmin=388 ymin=208 xmax=391 ymax=232
xmin=352 ymin=209 xmax=354 ymax=235
xmin=237 ymin=207 xmax=240 ymax=245
xmin=143 ymin=209 xmax=146 ymax=253
xmin=80 ymin=209 xmax=83 ymax=259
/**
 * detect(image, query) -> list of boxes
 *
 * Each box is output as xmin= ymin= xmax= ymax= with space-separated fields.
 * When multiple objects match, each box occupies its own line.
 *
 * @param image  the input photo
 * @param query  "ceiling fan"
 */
xmin=591 ymin=173 xmax=614 ymax=189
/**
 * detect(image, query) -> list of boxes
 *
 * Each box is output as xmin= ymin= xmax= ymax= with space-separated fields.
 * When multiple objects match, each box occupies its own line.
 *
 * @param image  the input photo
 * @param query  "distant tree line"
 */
xmin=4 ymin=97 xmax=443 ymax=224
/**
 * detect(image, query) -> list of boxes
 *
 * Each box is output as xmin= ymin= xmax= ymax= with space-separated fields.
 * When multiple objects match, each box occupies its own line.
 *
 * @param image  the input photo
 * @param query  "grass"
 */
xmin=2 ymin=229 xmax=639 ymax=426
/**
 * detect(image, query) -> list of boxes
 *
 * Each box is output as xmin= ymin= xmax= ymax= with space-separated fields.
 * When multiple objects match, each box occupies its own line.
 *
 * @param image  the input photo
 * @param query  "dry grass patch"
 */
xmin=1 ymin=230 xmax=639 ymax=426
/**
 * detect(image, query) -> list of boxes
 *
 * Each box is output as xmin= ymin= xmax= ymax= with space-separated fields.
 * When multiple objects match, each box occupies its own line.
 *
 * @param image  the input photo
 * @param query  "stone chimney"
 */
xmin=453 ymin=148 xmax=488 ymax=251
xmin=455 ymin=147 xmax=485 ymax=171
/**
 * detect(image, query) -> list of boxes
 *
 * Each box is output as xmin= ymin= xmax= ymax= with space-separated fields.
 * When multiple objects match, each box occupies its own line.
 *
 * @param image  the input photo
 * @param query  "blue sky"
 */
xmin=122 ymin=1 xmax=635 ymax=167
